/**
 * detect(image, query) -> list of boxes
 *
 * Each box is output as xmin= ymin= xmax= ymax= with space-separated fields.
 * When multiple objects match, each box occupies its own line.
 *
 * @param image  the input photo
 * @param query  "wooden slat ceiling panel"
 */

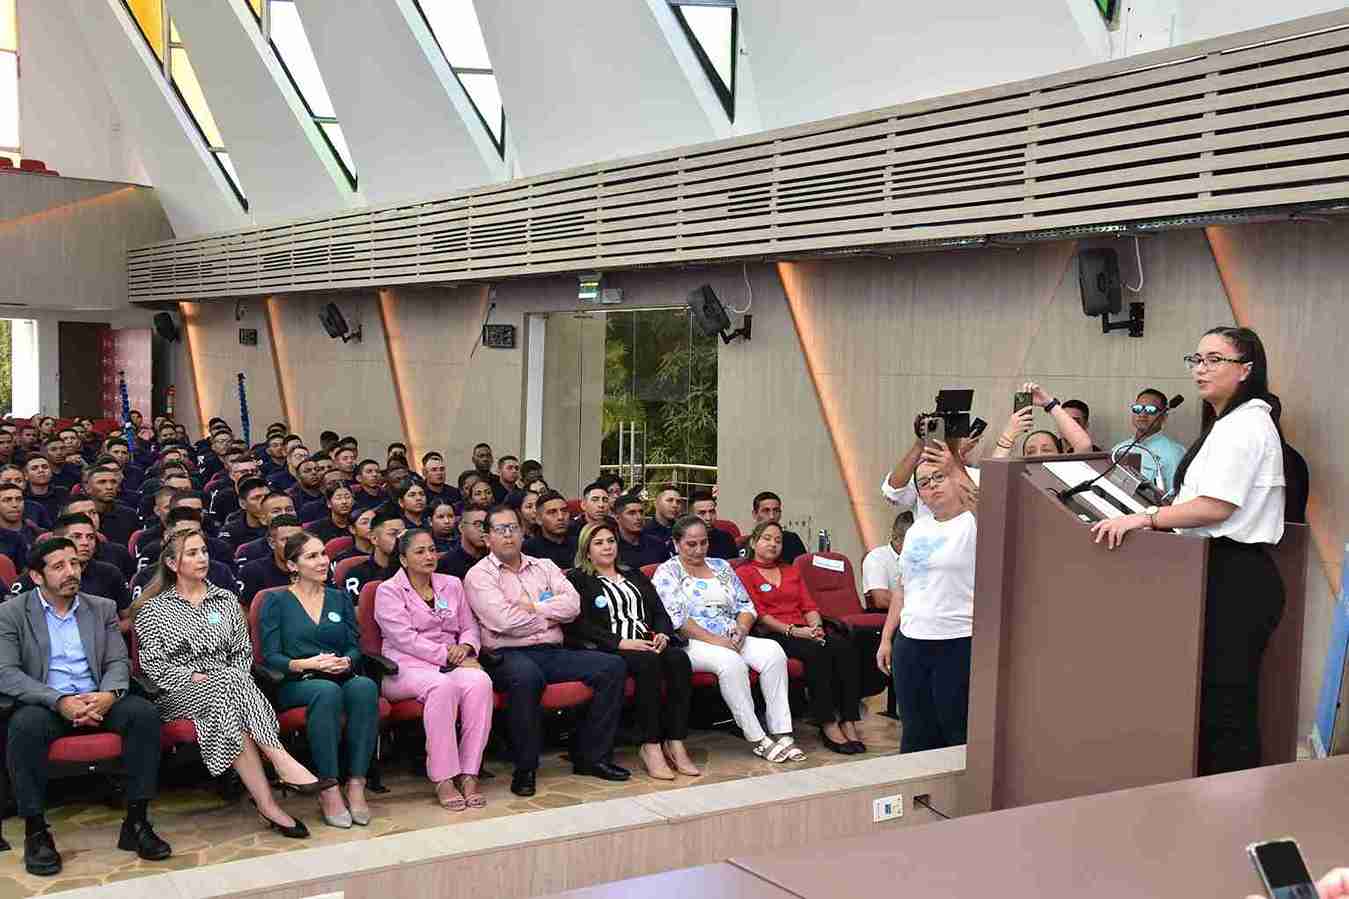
xmin=128 ymin=12 xmax=1349 ymax=302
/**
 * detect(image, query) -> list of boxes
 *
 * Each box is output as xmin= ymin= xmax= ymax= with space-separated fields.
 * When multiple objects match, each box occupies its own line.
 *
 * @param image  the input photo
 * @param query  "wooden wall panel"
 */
xmin=264 ymin=290 xmax=402 ymax=454
xmin=180 ymin=299 xmax=286 ymax=440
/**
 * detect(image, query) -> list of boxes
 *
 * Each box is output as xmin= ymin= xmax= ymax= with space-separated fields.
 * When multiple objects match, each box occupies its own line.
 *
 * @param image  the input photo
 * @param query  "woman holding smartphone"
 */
xmin=1091 ymin=326 xmax=1285 ymax=775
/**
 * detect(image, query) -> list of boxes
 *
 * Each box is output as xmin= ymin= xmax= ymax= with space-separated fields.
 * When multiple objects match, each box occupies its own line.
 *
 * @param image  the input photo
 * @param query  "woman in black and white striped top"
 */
xmin=565 ymin=521 xmax=699 ymax=782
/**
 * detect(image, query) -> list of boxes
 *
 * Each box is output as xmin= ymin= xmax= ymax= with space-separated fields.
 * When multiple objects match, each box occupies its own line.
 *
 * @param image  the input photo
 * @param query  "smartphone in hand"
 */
xmin=1013 ymin=391 xmax=1033 ymax=413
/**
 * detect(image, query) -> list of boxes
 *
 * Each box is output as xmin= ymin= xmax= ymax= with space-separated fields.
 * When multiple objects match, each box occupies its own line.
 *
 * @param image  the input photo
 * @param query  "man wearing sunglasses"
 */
xmin=1109 ymin=388 xmax=1186 ymax=495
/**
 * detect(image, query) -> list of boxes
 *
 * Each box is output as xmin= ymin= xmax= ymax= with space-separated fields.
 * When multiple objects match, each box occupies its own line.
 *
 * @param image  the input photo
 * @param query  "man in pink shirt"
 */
xmin=463 ymin=506 xmax=629 ymax=797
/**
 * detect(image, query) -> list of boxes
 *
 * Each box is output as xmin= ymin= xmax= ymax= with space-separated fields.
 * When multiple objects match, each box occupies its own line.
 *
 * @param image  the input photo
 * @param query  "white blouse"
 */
xmin=1174 ymin=398 xmax=1285 ymax=544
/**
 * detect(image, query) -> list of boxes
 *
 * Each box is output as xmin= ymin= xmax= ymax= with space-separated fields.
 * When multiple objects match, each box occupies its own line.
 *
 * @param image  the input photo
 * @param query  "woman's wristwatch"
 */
xmin=1043 ymin=397 xmax=1060 ymax=414
xmin=1144 ymin=506 xmax=1160 ymax=529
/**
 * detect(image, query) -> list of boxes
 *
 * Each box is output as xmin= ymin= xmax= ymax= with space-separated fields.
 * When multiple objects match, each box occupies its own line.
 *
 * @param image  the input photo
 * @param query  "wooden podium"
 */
xmin=964 ymin=455 xmax=1308 ymax=813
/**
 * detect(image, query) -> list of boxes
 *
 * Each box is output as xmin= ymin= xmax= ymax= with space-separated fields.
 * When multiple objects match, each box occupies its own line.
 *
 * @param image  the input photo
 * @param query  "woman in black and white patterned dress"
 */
xmin=132 ymin=531 xmax=331 ymax=838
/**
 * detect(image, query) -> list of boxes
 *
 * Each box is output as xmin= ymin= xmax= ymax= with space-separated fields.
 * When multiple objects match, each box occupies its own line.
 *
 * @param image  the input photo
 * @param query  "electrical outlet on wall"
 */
xmin=872 ymin=794 xmax=903 ymax=823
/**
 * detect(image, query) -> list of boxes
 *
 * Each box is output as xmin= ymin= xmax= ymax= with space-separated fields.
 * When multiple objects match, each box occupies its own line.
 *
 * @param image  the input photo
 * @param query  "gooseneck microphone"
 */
xmin=1058 ymin=394 xmax=1183 ymax=505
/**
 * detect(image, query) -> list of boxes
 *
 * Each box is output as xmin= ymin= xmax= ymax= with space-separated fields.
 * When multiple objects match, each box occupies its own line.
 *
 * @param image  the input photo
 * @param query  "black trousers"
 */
xmin=7 ymin=694 xmax=162 ymax=817
xmin=489 ymin=645 xmax=626 ymax=771
xmin=891 ymin=633 xmax=971 ymax=753
xmin=1199 ymin=539 xmax=1285 ymax=776
xmin=769 ymin=632 xmax=863 ymax=724
xmin=620 ymin=647 xmax=692 ymax=743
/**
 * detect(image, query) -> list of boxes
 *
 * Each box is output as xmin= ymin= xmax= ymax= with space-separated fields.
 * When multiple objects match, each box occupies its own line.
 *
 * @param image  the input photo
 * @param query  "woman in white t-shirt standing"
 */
xmin=876 ymin=445 xmax=979 ymax=753
xmin=1091 ymin=326 xmax=1285 ymax=775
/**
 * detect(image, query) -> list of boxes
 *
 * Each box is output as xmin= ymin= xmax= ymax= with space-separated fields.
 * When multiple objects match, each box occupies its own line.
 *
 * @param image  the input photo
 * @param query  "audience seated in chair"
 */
xmin=131 ymin=512 xmax=242 ymax=604
xmin=565 ymin=521 xmax=699 ymax=781
xmin=285 ymin=454 xmax=324 ymax=509
xmin=687 ymin=490 xmax=739 ymax=561
xmin=652 ymin=516 xmax=804 ymax=764
xmin=240 ymin=516 xmax=304 ymax=605
xmin=420 ymin=452 xmax=460 ymax=508
xmin=22 ymin=457 xmax=66 ymax=525
xmin=394 ymin=480 xmax=428 ymax=529
xmin=749 ymin=492 xmax=808 ymax=563
xmin=220 ymin=477 xmax=270 ymax=551
xmin=351 ymin=460 xmax=387 ymax=513
xmin=237 ymin=492 xmax=298 ymax=564
xmin=0 ymin=483 xmax=35 ymax=573
xmin=11 ymin=514 xmax=131 ymax=622
xmin=464 ymin=505 xmax=629 ymax=798
xmin=376 ymin=529 xmax=493 ymax=811
xmin=132 ymin=530 xmax=327 ymax=839
xmin=611 ymin=494 xmax=668 ymax=569
xmin=861 ymin=512 xmax=914 ymax=611
xmin=342 ymin=508 xmax=404 ymax=603
xmin=523 ymin=490 xmax=579 ymax=569
xmin=260 ymin=533 xmax=379 ymax=828
xmin=738 ymin=521 xmax=865 ymax=754
xmin=641 ymin=484 xmax=683 ymax=548
xmin=436 ymin=504 xmax=488 ymax=580
xmin=470 ymin=443 xmax=507 ymax=503
xmin=568 ymin=481 xmax=612 ymax=537
xmin=306 ymin=481 xmax=355 ymax=544
xmin=428 ymin=498 xmax=458 ymax=553
xmin=0 ymin=538 xmax=172 ymax=876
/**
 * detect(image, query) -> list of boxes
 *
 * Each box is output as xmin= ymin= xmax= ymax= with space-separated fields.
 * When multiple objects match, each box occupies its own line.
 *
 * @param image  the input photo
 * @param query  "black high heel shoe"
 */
xmin=277 ymin=777 xmax=338 ymax=796
xmin=819 ymin=726 xmax=858 ymax=755
xmin=259 ymin=812 xmax=310 ymax=839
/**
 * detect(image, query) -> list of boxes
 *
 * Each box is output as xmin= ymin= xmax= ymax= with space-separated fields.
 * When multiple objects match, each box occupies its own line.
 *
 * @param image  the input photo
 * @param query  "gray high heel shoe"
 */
xmin=322 ymin=809 xmax=353 ymax=829
xmin=349 ymin=807 xmax=371 ymax=827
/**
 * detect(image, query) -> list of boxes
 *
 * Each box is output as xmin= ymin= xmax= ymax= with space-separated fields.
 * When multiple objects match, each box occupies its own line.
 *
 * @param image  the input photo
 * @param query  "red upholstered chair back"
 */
xmin=640 ymin=563 xmax=659 ymax=579
xmin=247 ymin=587 xmax=290 ymax=666
xmin=793 ymin=551 xmax=864 ymax=620
xmin=0 ymin=555 xmax=16 ymax=589
xmin=714 ymin=519 xmax=743 ymax=541
xmin=333 ymin=555 xmax=369 ymax=594
xmin=325 ymin=536 xmax=354 ymax=558
xmin=356 ymin=581 xmax=385 ymax=657
xmin=566 ymin=498 xmax=582 ymax=517
xmin=127 ymin=528 xmax=145 ymax=557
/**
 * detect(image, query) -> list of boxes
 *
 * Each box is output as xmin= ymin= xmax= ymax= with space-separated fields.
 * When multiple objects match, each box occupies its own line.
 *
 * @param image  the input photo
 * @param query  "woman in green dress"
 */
xmin=259 ymin=532 xmax=380 ymax=829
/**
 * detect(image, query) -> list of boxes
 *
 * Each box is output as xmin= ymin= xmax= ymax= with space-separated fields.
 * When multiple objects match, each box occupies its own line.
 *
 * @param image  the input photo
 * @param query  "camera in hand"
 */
xmin=918 ymin=389 xmax=975 ymax=441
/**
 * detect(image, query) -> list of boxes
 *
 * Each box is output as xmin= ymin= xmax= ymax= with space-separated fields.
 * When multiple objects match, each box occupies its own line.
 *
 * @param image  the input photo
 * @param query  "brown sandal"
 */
xmin=456 ymin=775 xmax=487 ymax=808
xmin=436 ymin=779 xmax=467 ymax=811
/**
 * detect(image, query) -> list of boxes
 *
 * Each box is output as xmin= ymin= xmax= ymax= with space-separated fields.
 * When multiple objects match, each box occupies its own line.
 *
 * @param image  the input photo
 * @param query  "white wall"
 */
xmin=16 ymin=0 xmax=146 ymax=183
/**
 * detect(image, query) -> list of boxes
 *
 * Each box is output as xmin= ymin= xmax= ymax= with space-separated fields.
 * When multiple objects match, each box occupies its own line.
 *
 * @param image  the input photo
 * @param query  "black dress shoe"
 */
xmin=573 ymin=761 xmax=631 ymax=781
xmin=511 ymin=769 xmax=537 ymax=797
xmin=820 ymin=727 xmax=857 ymax=755
xmin=118 ymin=819 xmax=173 ymax=860
xmin=23 ymin=829 xmax=62 ymax=876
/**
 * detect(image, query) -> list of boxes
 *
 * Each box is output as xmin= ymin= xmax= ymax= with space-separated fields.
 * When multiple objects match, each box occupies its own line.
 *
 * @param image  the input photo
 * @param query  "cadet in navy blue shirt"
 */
xmin=350 ymin=460 xmax=386 ymax=512
xmin=342 ymin=509 xmax=405 ymax=602
xmin=219 ymin=477 xmax=269 ymax=551
xmin=12 ymin=514 xmax=131 ymax=615
xmin=522 ymin=491 xmax=579 ymax=570
xmin=688 ymin=490 xmax=739 ymax=561
xmin=750 ymin=492 xmax=809 ymax=565
xmin=612 ymin=495 xmax=669 ymax=569
xmin=238 ymin=516 xmax=304 ymax=607
xmin=436 ymin=505 xmax=489 ymax=580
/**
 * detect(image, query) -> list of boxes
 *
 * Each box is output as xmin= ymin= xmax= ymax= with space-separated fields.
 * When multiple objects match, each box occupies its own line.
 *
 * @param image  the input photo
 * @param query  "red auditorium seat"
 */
xmin=793 ymin=551 xmax=886 ymax=632
xmin=714 ymin=519 xmax=743 ymax=542
xmin=0 ymin=157 xmax=12 ymax=170
xmin=325 ymin=535 xmax=354 ymax=559
xmin=566 ymin=498 xmax=582 ymax=517
xmin=127 ymin=630 xmax=199 ymax=752
xmin=0 ymin=556 xmax=15 ymax=591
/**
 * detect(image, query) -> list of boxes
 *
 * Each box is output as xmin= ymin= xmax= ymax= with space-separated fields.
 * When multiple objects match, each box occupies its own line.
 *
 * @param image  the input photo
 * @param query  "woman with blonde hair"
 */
xmin=565 ymin=521 xmax=698 ymax=780
xmin=133 ymin=530 xmax=328 ymax=839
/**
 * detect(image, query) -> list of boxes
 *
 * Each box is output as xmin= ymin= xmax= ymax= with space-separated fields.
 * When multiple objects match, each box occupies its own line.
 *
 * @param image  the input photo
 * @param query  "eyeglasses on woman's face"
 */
xmin=915 ymin=472 xmax=947 ymax=491
xmin=1182 ymin=353 xmax=1245 ymax=371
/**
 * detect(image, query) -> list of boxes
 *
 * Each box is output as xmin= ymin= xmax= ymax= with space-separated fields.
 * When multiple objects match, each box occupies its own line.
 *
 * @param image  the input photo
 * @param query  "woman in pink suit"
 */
xmin=374 ymin=529 xmax=494 ymax=810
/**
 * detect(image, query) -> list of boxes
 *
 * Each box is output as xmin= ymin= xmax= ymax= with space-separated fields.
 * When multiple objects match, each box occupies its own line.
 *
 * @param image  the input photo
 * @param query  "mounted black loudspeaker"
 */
xmin=688 ymin=285 xmax=732 ymax=338
xmin=153 ymin=312 xmax=180 ymax=343
xmin=687 ymin=284 xmax=752 ymax=344
xmin=1078 ymin=248 xmax=1122 ymax=317
xmin=318 ymin=302 xmax=361 ymax=342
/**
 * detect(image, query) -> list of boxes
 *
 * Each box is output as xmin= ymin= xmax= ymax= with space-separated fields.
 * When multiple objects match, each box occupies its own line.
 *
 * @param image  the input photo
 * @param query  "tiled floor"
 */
xmin=0 ymin=700 xmax=900 ymax=897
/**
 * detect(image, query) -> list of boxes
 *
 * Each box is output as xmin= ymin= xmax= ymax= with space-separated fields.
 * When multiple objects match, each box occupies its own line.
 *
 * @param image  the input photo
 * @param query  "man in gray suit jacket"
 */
xmin=0 ymin=538 xmax=171 ymax=876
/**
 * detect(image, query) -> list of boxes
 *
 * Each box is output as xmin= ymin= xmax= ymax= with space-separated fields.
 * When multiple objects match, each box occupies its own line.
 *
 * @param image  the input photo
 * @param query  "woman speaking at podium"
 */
xmin=1092 ymin=326 xmax=1285 ymax=775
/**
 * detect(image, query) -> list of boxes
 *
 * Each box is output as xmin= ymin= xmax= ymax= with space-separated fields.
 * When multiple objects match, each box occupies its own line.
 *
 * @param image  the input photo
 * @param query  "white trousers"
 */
xmin=685 ymin=636 xmax=792 ymax=743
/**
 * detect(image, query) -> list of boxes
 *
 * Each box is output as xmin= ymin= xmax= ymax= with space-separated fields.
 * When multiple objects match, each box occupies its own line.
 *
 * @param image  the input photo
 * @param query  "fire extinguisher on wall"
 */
xmin=166 ymin=386 xmax=176 ymax=419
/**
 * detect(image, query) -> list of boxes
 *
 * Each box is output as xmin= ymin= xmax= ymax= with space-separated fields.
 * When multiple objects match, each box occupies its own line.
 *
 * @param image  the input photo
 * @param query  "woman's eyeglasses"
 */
xmin=1183 ymin=353 xmax=1246 ymax=371
xmin=915 ymin=472 xmax=947 ymax=490
xmin=1130 ymin=403 xmax=1162 ymax=415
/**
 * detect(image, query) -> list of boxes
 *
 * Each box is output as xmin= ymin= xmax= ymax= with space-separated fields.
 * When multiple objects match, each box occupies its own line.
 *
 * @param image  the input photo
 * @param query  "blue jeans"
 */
xmin=488 ymin=645 xmax=626 ymax=771
xmin=891 ymin=632 xmax=971 ymax=753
